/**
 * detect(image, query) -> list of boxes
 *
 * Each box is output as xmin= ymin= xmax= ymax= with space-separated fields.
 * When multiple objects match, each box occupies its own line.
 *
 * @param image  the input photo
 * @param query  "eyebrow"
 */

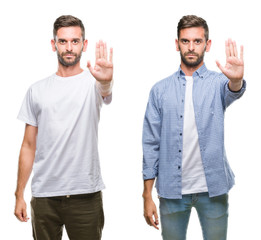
xmin=180 ymin=38 xmax=204 ymax=41
xmin=57 ymin=38 xmax=81 ymax=42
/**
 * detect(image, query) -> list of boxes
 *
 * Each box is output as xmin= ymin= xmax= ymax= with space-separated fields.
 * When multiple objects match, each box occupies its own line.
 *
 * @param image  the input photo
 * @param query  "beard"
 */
xmin=56 ymin=46 xmax=83 ymax=67
xmin=179 ymin=46 xmax=206 ymax=68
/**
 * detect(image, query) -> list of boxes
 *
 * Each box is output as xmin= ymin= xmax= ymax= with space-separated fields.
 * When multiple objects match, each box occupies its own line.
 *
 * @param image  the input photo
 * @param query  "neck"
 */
xmin=180 ymin=61 xmax=204 ymax=76
xmin=56 ymin=62 xmax=83 ymax=77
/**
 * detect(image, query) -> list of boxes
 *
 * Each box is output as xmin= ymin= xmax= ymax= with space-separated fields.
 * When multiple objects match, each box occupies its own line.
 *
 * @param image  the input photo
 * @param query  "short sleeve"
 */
xmin=17 ymin=87 xmax=38 ymax=127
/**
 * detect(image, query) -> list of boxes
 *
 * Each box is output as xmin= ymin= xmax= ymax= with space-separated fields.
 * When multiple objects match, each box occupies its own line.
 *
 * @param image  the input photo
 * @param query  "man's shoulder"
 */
xmin=29 ymin=74 xmax=55 ymax=90
xmin=151 ymin=72 xmax=177 ymax=93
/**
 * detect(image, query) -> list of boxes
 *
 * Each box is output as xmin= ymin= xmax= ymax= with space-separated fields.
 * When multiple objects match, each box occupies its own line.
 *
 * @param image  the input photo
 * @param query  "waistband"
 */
xmin=33 ymin=191 xmax=101 ymax=200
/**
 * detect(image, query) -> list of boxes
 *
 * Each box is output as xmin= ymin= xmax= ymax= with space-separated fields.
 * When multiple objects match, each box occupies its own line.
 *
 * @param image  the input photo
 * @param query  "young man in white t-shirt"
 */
xmin=14 ymin=15 xmax=113 ymax=240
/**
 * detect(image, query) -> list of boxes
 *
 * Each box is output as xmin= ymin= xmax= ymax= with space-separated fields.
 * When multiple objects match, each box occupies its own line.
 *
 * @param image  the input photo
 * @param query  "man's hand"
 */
xmin=216 ymin=39 xmax=244 ymax=91
xmin=14 ymin=198 xmax=29 ymax=222
xmin=143 ymin=198 xmax=159 ymax=230
xmin=87 ymin=40 xmax=113 ymax=83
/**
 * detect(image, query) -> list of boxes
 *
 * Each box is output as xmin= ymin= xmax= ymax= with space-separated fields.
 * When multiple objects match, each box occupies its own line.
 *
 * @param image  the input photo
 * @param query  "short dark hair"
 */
xmin=177 ymin=15 xmax=209 ymax=41
xmin=53 ymin=15 xmax=85 ymax=40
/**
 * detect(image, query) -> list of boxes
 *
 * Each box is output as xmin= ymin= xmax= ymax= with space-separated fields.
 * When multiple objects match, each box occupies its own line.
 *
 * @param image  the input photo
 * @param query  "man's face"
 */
xmin=176 ymin=27 xmax=211 ymax=68
xmin=51 ymin=26 xmax=87 ymax=67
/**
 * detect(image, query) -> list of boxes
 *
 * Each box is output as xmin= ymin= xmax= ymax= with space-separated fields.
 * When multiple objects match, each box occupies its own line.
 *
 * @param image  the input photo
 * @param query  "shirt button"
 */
xmin=180 ymin=133 xmax=182 ymax=136
xmin=178 ymin=166 xmax=181 ymax=169
xmin=179 ymin=150 xmax=182 ymax=152
xmin=180 ymin=115 xmax=183 ymax=118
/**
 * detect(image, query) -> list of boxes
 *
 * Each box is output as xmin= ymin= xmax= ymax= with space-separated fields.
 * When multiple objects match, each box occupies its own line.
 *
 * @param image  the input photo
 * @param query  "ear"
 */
xmin=175 ymin=39 xmax=180 ymax=51
xmin=51 ymin=39 xmax=56 ymax=52
xmin=205 ymin=39 xmax=212 ymax=52
xmin=82 ymin=39 xmax=88 ymax=52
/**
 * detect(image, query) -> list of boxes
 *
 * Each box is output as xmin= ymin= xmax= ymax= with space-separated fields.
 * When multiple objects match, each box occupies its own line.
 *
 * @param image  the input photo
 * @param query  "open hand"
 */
xmin=216 ymin=39 xmax=244 ymax=83
xmin=87 ymin=40 xmax=113 ymax=83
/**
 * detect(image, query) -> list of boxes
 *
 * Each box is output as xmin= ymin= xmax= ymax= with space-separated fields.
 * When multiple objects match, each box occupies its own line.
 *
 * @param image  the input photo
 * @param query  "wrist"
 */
xmin=228 ymin=79 xmax=243 ymax=92
xmin=15 ymin=190 xmax=24 ymax=200
xmin=96 ymin=79 xmax=113 ymax=96
xmin=142 ymin=192 xmax=153 ymax=200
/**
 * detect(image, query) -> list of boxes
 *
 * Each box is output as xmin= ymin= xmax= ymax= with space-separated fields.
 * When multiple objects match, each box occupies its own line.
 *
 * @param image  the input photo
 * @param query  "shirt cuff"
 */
xmin=143 ymin=168 xmax=158 ymax=180
xmin=227 ymin=79 xmax=246 ymax=93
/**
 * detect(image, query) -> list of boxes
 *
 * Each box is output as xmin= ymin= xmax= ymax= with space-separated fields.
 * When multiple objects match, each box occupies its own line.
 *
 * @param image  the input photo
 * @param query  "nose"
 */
xmin=188 ymin=41 xmax=195 ymax=51
xmin=66 ymin=41 xmax=73 ymax=51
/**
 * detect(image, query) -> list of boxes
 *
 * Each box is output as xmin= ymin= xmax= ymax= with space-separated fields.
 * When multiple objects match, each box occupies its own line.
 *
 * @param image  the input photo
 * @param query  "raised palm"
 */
xmin=87 ymin=40 xmax=113 ymax=83
xmin=216 ymin=39 xmax=244 ymax=83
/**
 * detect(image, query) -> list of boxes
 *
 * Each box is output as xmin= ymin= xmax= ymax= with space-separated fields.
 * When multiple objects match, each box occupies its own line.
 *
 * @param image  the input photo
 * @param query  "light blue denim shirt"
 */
xmin=142 ymin=64 xmax=246 ymax=199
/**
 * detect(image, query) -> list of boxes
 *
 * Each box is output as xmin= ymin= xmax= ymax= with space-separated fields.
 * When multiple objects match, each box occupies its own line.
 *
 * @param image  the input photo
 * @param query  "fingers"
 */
xmin=87 ymin=60 xmax=95 ymax=75
xmin=100 ymin=40 xmax=104 ymax=59
xmin=15 ymin=207 xmax=29 ymax=222
xmin=145 ymin=215 xmax=159 ymax=230
xmin=240 ymin=45 xmax=244 ymax=61
xmin=95 ymin=42 xmax=100 ymax=60
xmin=144 ymin=200 xmax=159 ymax=230
xmin=109 ymin=47 xmax=113 ymax=63
xmin=226 ymin=38 xmax=243 ymax=59
xmin=95 ymin=40 xmax=106 ymax=60
xmin=216 ymin=60 xmax=225 ymax=72
xmin=95 ymin=40 xmax=112 ymax=61
xmin=225 ymin=40 xmax=230 ymax=59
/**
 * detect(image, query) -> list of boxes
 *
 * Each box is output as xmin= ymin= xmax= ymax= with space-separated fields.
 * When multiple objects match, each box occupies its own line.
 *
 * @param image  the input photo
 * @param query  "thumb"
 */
xmin=87 ymin=61 xmax=94 ymax=74
xmin=216 ymin=60 xmax=225 ymax=73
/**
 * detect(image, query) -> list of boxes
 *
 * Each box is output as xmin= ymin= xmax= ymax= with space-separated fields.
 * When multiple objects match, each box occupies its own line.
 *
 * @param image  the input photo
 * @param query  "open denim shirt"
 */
xmin=142 ymin=64 xmax=246 ymax=199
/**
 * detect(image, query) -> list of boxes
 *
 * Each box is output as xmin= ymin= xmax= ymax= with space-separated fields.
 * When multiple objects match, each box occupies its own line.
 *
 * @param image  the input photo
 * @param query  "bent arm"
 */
xmin=14 ymin=124 xmax=37 ymax=222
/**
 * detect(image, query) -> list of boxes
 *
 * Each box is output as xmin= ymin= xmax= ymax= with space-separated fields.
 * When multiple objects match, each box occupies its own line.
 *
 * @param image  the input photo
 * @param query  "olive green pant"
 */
xmin=31 ymin=191 xmax=104 ymax=240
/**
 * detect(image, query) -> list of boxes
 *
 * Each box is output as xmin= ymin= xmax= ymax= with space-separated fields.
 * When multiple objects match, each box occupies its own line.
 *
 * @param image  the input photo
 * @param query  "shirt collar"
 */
xmin=178 ymin=63 xmax=208 ymax=79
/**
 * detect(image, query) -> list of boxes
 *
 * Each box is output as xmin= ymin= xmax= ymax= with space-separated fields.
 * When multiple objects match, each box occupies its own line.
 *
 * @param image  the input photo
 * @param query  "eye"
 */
xmin=72 ymin=39 xmax=80 ymax=45
xmin=194 ymin=39 xmax=203 ymax=45
xmin=58 ymin=39 xmax=66 ymax=45
xmin=181 ymin=39 xmax=189 ymax=44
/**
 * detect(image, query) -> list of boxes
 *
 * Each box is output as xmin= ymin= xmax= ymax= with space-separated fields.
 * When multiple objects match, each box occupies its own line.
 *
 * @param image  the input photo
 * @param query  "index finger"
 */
xmin=95 ymin=42 xmax=100 ymax=60
xmin=148 ymin=215 xmax=159 ymax=230
xmin=225 ymin=40 xmax=230 ymax=58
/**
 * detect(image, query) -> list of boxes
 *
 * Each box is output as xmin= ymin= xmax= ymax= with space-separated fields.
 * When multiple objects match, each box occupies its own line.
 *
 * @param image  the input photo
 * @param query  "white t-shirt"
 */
xmin=182 ymin=76 xmax=208 ymax=195
xmin=18 ymin=70 xmax=111 ymax=197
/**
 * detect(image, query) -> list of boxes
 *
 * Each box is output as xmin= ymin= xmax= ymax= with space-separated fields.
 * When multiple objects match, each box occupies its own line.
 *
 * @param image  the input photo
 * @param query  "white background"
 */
xmin=1 ymin=0 xmax=260 ymax=239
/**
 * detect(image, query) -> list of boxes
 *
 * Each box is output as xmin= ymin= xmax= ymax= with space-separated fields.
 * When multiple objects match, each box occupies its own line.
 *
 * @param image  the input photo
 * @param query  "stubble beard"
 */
xmin=57 ymin=51 xmax=82 ymax=67
xmin=180 ymin=45 xmax=206 ymax=68
xmin=56 ymin=46 xmax=83 ymax=67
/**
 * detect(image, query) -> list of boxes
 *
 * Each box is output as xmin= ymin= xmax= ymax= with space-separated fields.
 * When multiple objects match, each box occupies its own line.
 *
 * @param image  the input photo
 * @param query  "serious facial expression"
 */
xmin=52 ymin=26 xmax=87 ymax=67
xmin=176 ymin=27 xmax=211 ymax=68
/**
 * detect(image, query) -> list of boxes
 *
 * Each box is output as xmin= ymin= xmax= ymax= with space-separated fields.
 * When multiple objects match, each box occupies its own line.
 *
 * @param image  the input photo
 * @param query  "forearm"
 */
xmin=142 ymin=179 xmax=155 ymax=200
xmin=15 ymin=146 xmax=35 ymax=199
xmin=96 ymin=79 xmax=113 ymax=97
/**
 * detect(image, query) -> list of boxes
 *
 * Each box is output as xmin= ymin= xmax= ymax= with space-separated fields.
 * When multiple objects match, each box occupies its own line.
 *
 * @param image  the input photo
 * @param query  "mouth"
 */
xmin=62 ymin=52 xmax=76 ymax=58
xmin=64 ymin=54 xmax=75 ymax=57
xmin=185 ymin=51 xmax=198 ymax=56
xmin=187 ymin=54 xmax=196 ymax=56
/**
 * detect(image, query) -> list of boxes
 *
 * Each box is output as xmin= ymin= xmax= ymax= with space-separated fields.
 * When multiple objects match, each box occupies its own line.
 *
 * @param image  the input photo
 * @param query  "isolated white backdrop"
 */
xmin=1 ymin=0 xmax=259 ymax=239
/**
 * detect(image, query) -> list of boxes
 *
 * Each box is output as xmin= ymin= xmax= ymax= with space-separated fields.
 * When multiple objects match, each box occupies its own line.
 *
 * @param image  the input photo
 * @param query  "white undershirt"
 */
xmin=182 ymin=76 xmax=208 ymax=195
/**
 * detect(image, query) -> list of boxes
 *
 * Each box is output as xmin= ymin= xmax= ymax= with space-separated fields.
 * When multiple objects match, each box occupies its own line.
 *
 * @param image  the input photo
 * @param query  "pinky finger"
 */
xmin=240 ymin=45 xmax=244 ymax=61
xmin=109 ymin=48 xmax=113 ymax=63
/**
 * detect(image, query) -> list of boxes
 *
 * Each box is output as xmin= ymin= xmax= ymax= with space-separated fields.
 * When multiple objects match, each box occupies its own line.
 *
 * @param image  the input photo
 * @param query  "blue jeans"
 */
xmin=159 ymin=193 xmax=228 ymax=240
